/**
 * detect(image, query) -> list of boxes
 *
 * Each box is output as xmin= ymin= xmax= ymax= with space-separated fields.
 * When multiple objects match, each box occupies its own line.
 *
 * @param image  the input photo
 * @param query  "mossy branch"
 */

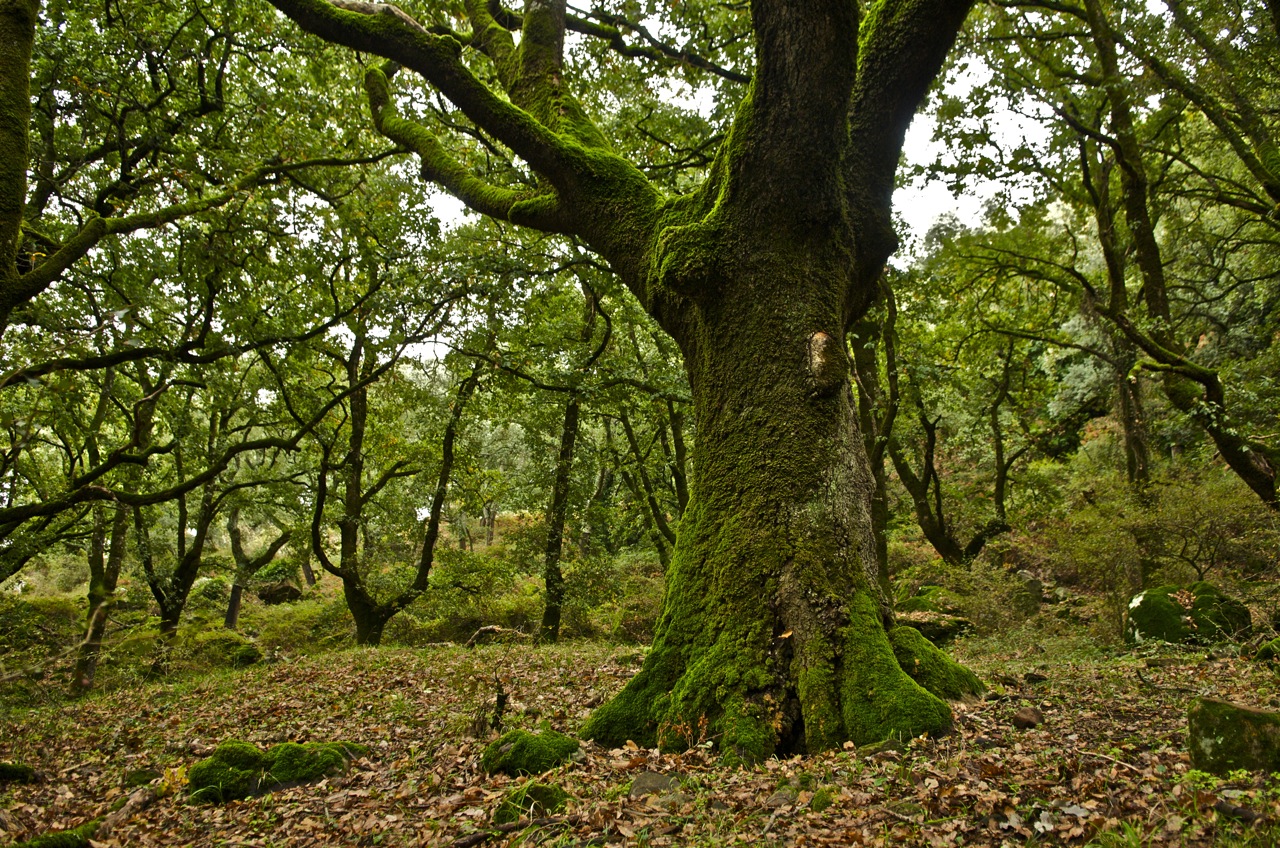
xmin=364 ymin=68 xmax=566 ymax=230
xmin=268 ymin=0 xmax=579 ymax=187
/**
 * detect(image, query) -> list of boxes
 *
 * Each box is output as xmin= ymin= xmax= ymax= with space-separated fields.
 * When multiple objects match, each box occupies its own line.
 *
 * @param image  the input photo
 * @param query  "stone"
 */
xmin=1255 ymin=638 xmax=1280 ymax=662
xmin=1012 ymin=707 xmax=1043 ymax=729
xmin=628 ymin=771 xmax=679 ymax=799
xmin=1126 ymin=583 xmax=1251 ymax=645
xmin=257 ymin=580 xmax=302 ymax=605
xmin=765 ymin=787 xmax=797 ymax=808
xmin=492 ymin=782 xmax=568 ymax=825
xmin=188 ymin=739 xmax=366 ymax=803
xmin=481 ymin=729 xmax=578 ymax=777
xmin=1188 ymin=698 xmax=1280 ymax=775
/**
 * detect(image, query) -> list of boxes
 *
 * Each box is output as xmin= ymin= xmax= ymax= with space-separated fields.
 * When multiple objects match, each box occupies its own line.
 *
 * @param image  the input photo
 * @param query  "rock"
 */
xmin=188 ymin=739 xmax=366 ymax=803
xmin=860 ymin=737 xmax=905 ymax=757
xmin=765 ymin=787 xmax=797 ymax=808
xmin=1187 ymin=698 xmax=1280 ymax=775
xmin=1125 ymin=582 xmax=1251 ymax=645
xmin=493 ymin=781 xmax=568 ymax=825
xmin=629 ymin=771 xmax=679 ymax=799
xmin=1012 ymin=707 xmax=1043 ymax=729
xmin=481 ymin=729 xmax=578 ymax=777
xmin=893 ymin=610 xmax=974 ymax=646
xmin=1255 ymin=638 xmax=1280 ymax=662
xmin=0 ymin=762 xmax=37 ymax=784
xmin=257 ymin=580 xmax=302 ymax=605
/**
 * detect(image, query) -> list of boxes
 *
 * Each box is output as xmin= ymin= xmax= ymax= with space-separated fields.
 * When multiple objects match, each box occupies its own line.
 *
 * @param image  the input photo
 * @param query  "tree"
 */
xmin=924 ymin=0 xmax=1280 ymax=508
xmin=268 ymin=0 xmax=979 ymax=757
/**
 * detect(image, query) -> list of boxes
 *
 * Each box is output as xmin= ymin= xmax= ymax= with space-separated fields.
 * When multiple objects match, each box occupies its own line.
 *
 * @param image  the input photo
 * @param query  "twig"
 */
xmin=465 ymin=625 xmax=530 ymax=648
xmin=1078 ymin=750 xmax=1144 ymax=773
xmin=451 ymin=814 xmax=577 ymax=847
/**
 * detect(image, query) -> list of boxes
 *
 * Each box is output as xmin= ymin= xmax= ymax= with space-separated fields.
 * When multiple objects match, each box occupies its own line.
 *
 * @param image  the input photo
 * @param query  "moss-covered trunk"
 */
xmin=584 ymin=248 xmax=958 ymax=759
xmin=71 ymin=505 xmax=127 ymax=694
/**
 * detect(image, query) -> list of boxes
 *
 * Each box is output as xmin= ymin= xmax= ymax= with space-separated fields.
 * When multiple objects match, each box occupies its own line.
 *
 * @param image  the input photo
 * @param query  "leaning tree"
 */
xmin=268 ymin=0 xmax=978 ymax=759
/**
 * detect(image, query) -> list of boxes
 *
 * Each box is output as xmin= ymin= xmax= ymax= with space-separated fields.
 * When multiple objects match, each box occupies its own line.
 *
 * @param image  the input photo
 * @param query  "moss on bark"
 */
xmin=888 ymin=625 xmax=984 ymax=701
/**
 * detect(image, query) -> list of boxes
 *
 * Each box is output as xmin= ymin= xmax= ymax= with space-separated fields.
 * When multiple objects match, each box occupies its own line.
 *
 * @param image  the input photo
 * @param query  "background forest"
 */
xmin=2 ymin=0 xmax=1280 ymax=844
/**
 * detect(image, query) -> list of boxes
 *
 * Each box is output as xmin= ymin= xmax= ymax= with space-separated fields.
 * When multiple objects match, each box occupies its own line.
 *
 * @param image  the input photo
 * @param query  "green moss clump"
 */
xmin=186 ymin=629 xmax=263 ymax=669
xmin=1256 ymin=638 xmax=1280 ymax=662
xmin=492 ymin=781 xmax=569 ymax=824
xmin=267 ymin=742 xmax=356 ymax=784
xmin=1187 ymin=698 xmax=1280 ymax=775
xmin=481 ymin=729 xmax=579 ymax=776
xmin=809 ymin=786 xmax=835 ymax=812
xmin=0 ymin=761 xmax=37 ymax=783
xmin=9 ymin=818 xmax=100 ymax=848
xmin=1127 ymin=584 xmax=1252 ymax=644
xmin=188 ymin=740 xmax=366 ymax=802
xmin=888 ymin=626 xmax=985 ymax=701
xmin=187 ymin=740 xmax=267 ymax=802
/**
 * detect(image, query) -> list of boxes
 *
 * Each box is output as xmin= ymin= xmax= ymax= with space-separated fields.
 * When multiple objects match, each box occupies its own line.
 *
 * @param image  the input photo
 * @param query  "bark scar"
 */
xmin=807 ymin=331 xmax=846 ymax=396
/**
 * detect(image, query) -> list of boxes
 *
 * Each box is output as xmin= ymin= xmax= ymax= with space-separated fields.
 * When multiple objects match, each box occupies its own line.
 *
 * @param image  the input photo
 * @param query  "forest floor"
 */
xmin=2 ymin=627 xmax=1279 ymax=847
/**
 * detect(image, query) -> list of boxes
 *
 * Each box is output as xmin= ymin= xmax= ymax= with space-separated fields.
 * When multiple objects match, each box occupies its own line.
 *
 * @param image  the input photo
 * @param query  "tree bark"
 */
xmin=539 ymin=393 xmax=579 ymax=642
xmin=71 ymin=505 xmax=127 ymax=694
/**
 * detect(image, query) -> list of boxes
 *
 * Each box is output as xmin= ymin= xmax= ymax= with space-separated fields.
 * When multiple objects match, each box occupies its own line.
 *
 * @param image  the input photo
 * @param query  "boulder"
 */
xmin=493 ymin=782 xmax=568 ymax=824
xmin=1256 ymin=638 xmax=1280 ymax=662
xmin=188 ymin=739 xmax=366 ymax=803
xmin=1187 ymin=698 xmax=1280 ymax=775
xmin=1125 ymin=582 xmax=1251 ymax=644
xmin=481 ymin=729 xmax=578 ymax=777
xmin=257 ymin=580 xmax=303 ymax=605
xmin=629 ymin=771 xmax=679 ymax=799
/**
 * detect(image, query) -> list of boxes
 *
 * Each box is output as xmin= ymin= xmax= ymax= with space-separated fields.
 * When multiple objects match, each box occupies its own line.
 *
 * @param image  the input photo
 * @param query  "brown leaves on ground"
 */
xmin=1 ymin=636 xmax=1279 ymax=847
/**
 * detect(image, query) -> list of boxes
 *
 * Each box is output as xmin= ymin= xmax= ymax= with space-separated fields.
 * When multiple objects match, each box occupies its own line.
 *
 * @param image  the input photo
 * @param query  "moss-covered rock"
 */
xmin=481 ymin=729 xmax=578 ymax=776
xmin=1255 ymin=637 xmax=1280 ymax=662
xmin=0 ymin=761 xmax=37 ymax=783
xmin=1126 ymin=583 xmax=1251 ymax=644
xmin=188 ymin=739 xmax=366 ymax=802
xmin=123 ymin=768 xmax=162 ymax=788
xmin=186 ymin=629 xmax=263 ymax=669
xmin=187 ymin=740 xmax=267 ymax=802
xmin=888 ymin=626 xmax=985 ymax=701
xmin=492 ymin=781 xmax=569 ymax=824
xmin=1187 ymin=698 xmax=1280 ymax=775
xmin=9 ymin=818 xmax=100 ymax=848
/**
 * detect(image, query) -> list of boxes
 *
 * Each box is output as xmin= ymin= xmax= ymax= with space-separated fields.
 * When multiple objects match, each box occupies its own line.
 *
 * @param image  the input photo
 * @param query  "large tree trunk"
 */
xmin=267 ymin=0 xmax=978 ymax=761
xmin=584 ymin=259 xmax=959 ymax=759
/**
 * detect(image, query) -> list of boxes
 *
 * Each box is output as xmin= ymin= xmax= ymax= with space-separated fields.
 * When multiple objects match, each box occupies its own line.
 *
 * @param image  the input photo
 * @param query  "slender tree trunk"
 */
xmin=71 ymin=505 xmax=127 ymax=694
xmin=540 ymin=393 xmax=580 ymax=642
